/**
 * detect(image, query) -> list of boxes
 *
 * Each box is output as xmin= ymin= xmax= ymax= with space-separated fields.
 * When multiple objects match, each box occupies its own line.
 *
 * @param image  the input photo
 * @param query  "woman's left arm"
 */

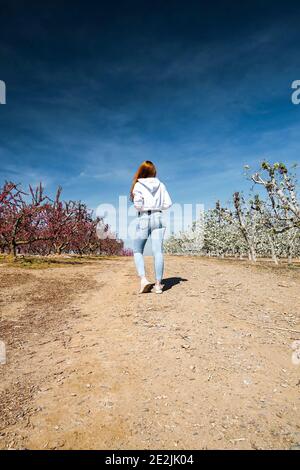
xmin=162 ymin=183 xmax=172 ymax=209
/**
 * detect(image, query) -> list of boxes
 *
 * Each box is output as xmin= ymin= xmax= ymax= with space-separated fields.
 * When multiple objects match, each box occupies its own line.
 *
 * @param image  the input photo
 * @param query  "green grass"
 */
xmin=0 ymin=254 xmax=121 ymax=269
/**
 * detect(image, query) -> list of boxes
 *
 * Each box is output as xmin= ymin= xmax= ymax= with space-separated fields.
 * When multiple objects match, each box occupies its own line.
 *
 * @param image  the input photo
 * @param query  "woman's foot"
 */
xmin=154 ymin=282 xmax=163 ymax=294
xmin=139 ymin=277 xmax=152 ymax=294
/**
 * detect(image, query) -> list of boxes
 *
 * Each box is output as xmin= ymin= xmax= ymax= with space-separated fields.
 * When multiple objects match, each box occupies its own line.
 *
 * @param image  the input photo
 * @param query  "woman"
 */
xmin=130 ymin=161 xmax=172 ymax=294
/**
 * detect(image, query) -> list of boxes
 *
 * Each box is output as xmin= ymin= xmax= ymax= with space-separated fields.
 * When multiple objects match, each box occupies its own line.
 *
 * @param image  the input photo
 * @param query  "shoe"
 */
xmin=154 ymin=284 xmax=163 ymax=294
xmin=139 ymin=279 xmax=152 ymax=294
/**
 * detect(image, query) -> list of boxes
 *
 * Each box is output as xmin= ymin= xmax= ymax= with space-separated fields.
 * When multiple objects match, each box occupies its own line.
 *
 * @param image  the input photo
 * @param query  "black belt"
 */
xmin=138 ymin=210 xmax=162 ymax=217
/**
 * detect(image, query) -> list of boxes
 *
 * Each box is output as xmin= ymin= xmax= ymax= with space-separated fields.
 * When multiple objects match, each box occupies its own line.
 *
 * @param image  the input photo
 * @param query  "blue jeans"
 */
xmin=133 ymin=212 xmax=166 ymax=281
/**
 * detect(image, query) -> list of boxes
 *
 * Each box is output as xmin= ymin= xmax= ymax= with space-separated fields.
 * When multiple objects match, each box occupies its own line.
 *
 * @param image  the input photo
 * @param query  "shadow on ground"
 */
xmin=162 ymin=277 xmax=188 ymax=291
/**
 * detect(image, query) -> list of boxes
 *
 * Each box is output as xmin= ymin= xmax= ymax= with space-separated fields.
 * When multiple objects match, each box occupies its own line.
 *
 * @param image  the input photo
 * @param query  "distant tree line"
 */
xmin=0 ymin=182 xmax=129 ymax=258
xmin=165 ymin=162 xmax=300 ymax=264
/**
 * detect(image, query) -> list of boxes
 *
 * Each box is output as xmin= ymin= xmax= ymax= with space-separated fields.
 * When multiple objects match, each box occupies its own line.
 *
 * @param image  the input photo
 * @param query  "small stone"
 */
xmin=243 ymin=379 xmax=252 ymax=386
xmin=105 ymin=401 xmax=114 ymax=407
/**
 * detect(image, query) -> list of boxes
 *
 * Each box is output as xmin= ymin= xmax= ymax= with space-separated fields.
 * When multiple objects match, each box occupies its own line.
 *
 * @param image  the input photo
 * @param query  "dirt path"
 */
xmin=0 ymin=256 xmax=299 ymax=449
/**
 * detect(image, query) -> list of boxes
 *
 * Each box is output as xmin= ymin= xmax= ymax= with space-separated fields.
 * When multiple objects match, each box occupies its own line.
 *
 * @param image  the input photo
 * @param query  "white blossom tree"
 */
xmin=165 ymin=161 xmax=300 ymax=264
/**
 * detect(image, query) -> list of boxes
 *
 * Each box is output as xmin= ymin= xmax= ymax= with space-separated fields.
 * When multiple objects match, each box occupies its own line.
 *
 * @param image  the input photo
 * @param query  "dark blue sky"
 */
xmin=0 ymin=0 xmax=300 ymax=212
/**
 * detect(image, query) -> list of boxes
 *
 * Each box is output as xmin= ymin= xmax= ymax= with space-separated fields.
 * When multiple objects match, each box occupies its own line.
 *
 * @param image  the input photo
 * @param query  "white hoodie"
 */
xmin=133 ymin=177 xmax=172 ymax=211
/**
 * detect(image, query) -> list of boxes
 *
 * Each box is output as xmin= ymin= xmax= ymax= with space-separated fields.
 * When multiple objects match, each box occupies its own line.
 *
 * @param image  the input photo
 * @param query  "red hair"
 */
xmin=130 ymin=161 xmax=157 ymax=201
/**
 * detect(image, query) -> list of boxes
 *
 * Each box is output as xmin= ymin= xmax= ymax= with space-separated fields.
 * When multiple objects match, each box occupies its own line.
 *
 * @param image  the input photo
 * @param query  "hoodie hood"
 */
xmin=137 ymin=177 xmax=161 ymax=195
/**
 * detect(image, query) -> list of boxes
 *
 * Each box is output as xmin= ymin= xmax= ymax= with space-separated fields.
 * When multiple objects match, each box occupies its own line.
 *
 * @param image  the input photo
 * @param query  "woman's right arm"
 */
xmin=162 ymin=183 xmax=172 ymax=209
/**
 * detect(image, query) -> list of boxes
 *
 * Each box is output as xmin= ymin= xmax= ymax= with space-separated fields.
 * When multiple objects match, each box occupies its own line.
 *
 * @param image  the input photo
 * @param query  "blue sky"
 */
xmin=0 ymin=0 xmax=300 ymax=218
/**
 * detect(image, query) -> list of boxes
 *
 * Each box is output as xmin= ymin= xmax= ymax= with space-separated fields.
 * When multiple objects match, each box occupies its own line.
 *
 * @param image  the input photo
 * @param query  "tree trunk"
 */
xmin=287 ymin=232 xmax=294 ymax=265
xmin=10 ymin=240 xmax=17 ymax=259
xmin=267 ymin=233 xmax=278 ymax=265
xmin=248 ymin=245 xmax=256 ymax=262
